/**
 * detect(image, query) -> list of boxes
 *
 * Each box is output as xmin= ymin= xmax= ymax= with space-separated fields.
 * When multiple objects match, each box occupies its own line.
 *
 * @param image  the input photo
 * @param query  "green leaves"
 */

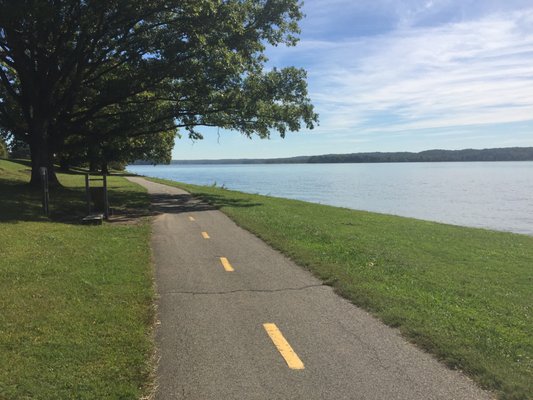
xmin=0 ymin=0 xmax=317 ymax=171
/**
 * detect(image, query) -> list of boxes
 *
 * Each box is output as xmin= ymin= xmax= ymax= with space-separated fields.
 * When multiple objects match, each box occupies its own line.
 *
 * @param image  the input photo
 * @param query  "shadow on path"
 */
xmin=148 ymin=192 xmax=262 ymax=215
xmin=150 ymin=193 xmax=216 ymax=214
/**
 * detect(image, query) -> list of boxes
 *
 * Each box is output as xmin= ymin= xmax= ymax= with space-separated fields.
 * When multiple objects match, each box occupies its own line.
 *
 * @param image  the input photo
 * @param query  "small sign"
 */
xmin=39 ymin=167 xmax=47 ymax=176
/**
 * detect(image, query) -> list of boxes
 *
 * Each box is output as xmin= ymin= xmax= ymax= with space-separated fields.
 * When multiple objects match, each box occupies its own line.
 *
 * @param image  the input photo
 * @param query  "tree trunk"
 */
xmin=59 ymin=157 xmax=71 ymax=172
xmin=29 ymin=122 xmax=59 ymax=187
xmin=101 ymin=161 xmax=109 ymax=175
xmin=88 ymin=143 xmax=100 ymax=173
xmin=89 ymin=158 xmax=98 ymax=173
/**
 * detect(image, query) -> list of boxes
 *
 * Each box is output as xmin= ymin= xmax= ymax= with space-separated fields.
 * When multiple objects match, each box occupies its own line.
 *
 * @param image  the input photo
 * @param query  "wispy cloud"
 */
xmin=275 ymin=5 xmax=533 ymax=142
xmin=176 ymin=2 xmax=533 ymax=159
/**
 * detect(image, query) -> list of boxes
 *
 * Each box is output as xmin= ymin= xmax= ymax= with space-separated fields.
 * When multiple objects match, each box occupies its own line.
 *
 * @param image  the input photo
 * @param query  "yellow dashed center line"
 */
xmin=202 ymin=232 xmax=210 ymax=239
xmin=219 ymin=257 xmax=234 ymax=272
xmin=263 ymin=323 xmax=304 ymax=370
xmin=188 ymin=216 xmax=195 ymax=221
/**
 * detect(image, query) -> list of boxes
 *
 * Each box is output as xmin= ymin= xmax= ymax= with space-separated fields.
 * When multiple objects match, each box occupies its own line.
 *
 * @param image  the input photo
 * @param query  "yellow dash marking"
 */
xmin=188 ymin=216 xmax=195 ymax=221
xmin=202 ymin=232 xmax=210 ymax=239
xmin=263 ymin=323 xmax=304 ymax=370
xmin=219 ymin=257 xmax=234 ymax=272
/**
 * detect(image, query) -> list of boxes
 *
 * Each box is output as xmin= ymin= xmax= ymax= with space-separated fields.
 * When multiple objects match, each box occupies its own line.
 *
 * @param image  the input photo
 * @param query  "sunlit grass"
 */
xmin=149 ymin=177 xmax=532 ymax=400
xmin=0 ymin=159 xmax=154 ymax=399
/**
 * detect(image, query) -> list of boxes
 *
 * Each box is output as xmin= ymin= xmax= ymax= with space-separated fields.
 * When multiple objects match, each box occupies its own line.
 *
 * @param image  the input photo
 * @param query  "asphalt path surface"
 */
xmin=128 ymin=177 xmax=493 ymax=400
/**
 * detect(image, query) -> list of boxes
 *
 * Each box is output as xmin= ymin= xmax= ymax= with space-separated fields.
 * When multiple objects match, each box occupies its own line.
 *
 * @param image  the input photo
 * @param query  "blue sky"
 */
xmin=172 ymin=0 xmax=533 ymax=160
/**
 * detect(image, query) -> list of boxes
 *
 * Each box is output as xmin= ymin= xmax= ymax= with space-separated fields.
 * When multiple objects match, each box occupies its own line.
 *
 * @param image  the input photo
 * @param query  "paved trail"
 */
xmin=128 ymin=177 xmax=492 ymax=400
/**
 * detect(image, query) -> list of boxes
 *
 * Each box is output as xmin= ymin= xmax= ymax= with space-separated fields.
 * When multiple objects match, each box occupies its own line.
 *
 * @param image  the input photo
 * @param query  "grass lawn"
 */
xmin=148 ymin=177 xmax=532 ymax=400
xmin=0 ymin=159 xmax=154 ymax=400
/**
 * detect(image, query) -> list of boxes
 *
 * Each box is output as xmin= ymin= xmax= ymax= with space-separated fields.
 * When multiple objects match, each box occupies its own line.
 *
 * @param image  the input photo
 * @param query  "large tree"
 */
xmin=0 ymin=0 xmax=317 ymax=185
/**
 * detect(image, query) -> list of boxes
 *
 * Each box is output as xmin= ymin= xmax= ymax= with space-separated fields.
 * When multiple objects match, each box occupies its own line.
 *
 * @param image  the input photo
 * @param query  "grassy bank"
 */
xmin=149 ymin=177 xmax=532 ymax=400
xmin=0 ymin=159 xmax=154 ymax=399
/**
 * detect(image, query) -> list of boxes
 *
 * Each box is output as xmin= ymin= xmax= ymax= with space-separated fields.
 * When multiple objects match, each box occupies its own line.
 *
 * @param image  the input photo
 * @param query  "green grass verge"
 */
xmin=0 ymin=159 xmax=154 ymax=399
xmin=148 ymin=177 xmax=532 ymax=400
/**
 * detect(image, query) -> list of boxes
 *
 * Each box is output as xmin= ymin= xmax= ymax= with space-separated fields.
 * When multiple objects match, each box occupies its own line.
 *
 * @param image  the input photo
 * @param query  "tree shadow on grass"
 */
xmin=0 ymin=180 xmax=47 ymax=223
xmin=0 ymin=180 xmax=151 ymax=225
xmin=7 ymin=158 xmax=32 ymax=168
xmin=0 ymin=166 xmax=261 ymax=224
xmin=194 ymin=192 xmax=263 ymax=210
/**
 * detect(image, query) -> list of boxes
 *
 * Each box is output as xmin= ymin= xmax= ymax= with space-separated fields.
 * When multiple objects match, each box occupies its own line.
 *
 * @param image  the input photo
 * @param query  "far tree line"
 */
xmin=0 ymin=0 xmax=317 ymax=185
xmin=132 ymin=146 xmax=533 ymax=165
xmin=304 ymin=147 xmax=533 ymax=164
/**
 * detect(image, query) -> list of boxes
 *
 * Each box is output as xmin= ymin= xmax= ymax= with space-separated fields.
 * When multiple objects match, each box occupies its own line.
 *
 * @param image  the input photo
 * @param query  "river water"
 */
xmin=127 ymin=162 xmax=533 ymax=235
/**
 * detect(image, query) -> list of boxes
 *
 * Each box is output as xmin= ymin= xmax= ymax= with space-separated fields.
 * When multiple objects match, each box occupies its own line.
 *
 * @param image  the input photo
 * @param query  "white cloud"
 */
xmin=293 ymin=8 xmax=533 ymax=139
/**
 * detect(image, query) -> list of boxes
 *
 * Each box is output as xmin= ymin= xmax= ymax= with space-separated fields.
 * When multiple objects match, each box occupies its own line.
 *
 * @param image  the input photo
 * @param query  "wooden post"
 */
xmin=85 ymin=174 xmax=91 ymax=214
xmin=40 ymin=167 xmax=49 ymax=217
xmin=103 ymin=174 xmax=109 ymax=220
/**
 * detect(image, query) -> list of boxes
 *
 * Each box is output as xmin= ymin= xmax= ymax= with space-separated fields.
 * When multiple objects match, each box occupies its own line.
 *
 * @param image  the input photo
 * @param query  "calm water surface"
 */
xmin=128 ymin=162 xmax=533 ymax=235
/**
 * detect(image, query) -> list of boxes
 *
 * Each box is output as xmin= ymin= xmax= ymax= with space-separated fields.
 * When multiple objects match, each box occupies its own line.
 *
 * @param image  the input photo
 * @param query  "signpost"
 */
xmin=84 ymin=173 xmax=109 ymax=221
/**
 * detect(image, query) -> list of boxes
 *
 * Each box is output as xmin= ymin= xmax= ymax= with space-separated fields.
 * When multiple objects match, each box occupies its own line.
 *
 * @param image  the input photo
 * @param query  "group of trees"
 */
xmin=305 ymin=148 xmax=533 ymax=163
xmin=0 ymin=0 xmax=317 ymax=185
xmin=133 ymin=147 xmax=533 ymax=165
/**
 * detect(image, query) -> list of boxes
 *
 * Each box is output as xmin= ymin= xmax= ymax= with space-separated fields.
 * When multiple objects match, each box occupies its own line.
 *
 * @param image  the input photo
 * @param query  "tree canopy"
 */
xmin=0 ymin=0 xmax=317 ymax=184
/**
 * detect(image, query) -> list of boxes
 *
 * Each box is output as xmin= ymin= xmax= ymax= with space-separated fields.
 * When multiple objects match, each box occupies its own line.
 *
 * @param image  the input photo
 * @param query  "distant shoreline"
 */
xmin=133 ymin=146 xmax=533 ymax=165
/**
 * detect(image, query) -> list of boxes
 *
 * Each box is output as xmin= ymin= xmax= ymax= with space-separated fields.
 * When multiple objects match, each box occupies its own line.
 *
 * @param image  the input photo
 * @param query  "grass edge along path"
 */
xmin=147 ymin=177 xmax=532 ymax=400
xmin=0 ymin=159 xmax=156 ymax=400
